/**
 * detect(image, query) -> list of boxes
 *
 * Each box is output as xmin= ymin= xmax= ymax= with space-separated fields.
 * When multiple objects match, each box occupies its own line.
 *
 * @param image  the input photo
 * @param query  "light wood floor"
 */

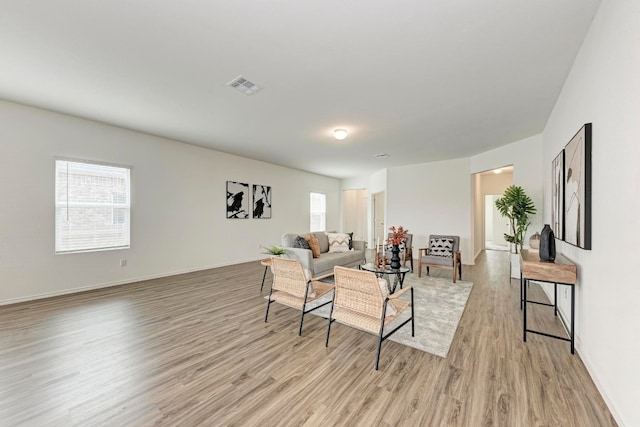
xmin=0 ymin=251 xmax=616 ymax=426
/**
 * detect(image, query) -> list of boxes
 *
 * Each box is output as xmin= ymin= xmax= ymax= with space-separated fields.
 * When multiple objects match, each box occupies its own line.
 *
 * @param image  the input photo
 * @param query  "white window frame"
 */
xmin=309 ymin=192 xmax=326 ymax=232
xmin=55 ymin=159 xmax=131 ymax=254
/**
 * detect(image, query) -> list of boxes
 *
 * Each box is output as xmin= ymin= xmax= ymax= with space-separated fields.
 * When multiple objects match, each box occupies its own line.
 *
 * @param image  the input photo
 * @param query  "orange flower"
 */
xmin=387 ymin=225 xmax=408 ymax=246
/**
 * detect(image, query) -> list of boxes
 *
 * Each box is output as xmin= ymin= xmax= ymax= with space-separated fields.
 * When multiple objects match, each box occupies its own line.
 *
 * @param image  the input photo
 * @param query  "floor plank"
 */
xmin=0 ymin=251 xmax=617 ymax=426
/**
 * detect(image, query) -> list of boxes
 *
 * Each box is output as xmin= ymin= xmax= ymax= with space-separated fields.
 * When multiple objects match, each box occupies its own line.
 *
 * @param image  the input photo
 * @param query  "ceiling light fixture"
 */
xmin=227 ymin=75 xmax=262 ymax=96
xmin=493 ymin=168 xmax=502 ymax=174
xmin=333 ymin=129 xmax=348 ymax=140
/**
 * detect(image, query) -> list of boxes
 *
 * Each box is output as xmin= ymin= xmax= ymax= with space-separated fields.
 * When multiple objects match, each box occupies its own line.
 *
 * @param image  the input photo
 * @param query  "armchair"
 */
xmin=418 ymin=235 xmax=462 ymax=283
xmin=325 ymin=266 xmax=414 ymax=370
xmin=265 ymin=257 xmax=334 ymax=336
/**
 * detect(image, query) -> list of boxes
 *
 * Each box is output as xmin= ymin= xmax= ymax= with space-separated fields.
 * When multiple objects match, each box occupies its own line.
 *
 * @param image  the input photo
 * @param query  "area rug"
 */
xmin=268 ymin=274 xmax=473 ymax=358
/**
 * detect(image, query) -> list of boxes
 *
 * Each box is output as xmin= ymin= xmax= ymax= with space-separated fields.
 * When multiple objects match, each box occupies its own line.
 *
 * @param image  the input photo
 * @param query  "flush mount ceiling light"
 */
xmin=333 ymin=129 xmax=348 ymax=140
xmin=227 ymin=75 xmax=262 ymax=96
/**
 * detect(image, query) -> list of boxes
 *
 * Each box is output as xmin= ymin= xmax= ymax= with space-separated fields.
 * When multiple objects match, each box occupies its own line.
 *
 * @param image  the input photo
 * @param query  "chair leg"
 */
xmin=458 ymin=262 xmax=462 ymax=280
xmin=264 ymin=299 xmax=272 ymax=322
xmin=374 ymin=333 xmax=384 ymax=371
xmin=410 ymin=257 xmax=414 ymax=273
xmin=299 ymin=303 xmax=306 ymax=336
xmin=325 ymin=295 xmax=336 ymax=347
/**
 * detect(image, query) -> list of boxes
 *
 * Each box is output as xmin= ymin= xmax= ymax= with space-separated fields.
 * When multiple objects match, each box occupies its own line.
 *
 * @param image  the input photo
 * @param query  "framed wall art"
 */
xmin=564 ymin=123 xmax=592 ymax=249
xmin=252 ymin=184 xmax=272 ymax=219
xmin=551 ymin=150 xmax=564 ymax=240
xmin=226 ymin=181 xmax=249 ymax=219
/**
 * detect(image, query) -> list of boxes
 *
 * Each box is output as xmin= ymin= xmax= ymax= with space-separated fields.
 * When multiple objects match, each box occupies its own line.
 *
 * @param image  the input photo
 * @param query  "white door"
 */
xmin=372 ymin=191 xmax=385 ymax=247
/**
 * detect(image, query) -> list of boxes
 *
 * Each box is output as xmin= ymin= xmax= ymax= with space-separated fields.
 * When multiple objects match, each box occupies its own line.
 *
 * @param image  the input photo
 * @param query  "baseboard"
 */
xmin=536 ymin=282 xmax=624 ymax=426
xmin=0 ymin=257 xmax=262 ymax=306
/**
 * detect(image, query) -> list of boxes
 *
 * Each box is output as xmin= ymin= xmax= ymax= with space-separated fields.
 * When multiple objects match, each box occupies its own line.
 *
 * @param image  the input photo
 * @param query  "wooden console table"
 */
xmin=520 ymin=249 xmax=577 ymax=353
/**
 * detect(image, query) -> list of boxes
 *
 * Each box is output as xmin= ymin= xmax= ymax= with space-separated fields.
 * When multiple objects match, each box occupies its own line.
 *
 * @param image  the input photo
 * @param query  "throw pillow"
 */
xmin=347 ymin=232 xmax=354 ymax=249
xmin=326 ymin=232 xmax=351 ymax=253
xmin=377 ymin=279 xmax=397 ymax=316
xmin=429 ymin=238 xmax=454 ymax=257
xmin=305 ymin=234 xmax=321 ymax=258
xmin=293 ymin=235 xmax=311 ymax=250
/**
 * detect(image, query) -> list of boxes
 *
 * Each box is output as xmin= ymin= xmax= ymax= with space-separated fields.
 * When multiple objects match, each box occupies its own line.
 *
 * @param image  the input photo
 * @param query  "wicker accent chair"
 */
xmin=384 ymin=232 xmax=414 ymax=272
xmin=265 ymin=257 xmax=334 ymax=336
xmin=418 ymin=234 xmax=462 ymax=283
xmin=326 ymin=266 xmax=414 ymax=370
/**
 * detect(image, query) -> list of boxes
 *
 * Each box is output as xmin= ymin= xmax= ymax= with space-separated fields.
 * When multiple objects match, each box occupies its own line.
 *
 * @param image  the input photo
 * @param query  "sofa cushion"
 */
xmin=293 ymin=235 xmax=311 ymax=250
xmin=327 ymin=232 xmax=351 ymax=253
xmin=306 ymin=234 xmax=321 ymax=258
xmin=313 ymin=232 xmax=330 ymax=253
xmin=312 ymin=250 xmax=364 ymax=275
xmin=281 ymin=233 xmax=299 ymax=248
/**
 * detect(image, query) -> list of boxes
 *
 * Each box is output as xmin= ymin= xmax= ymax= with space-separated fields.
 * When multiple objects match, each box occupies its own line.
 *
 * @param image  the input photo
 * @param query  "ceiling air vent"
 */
xmin=227 ymin=75 xmax=262 ymax=95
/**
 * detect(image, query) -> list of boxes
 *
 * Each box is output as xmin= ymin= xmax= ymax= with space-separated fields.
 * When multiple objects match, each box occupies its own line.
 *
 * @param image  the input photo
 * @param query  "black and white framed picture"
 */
xmin=551 ymin=150 xmax=564 ymax=240
xmin=564 ymin=123 xmax=592 ymax=249
xmin=252 ymin=184 xmax=272 ymax=219
xmin=226 ymin=181 xmax=249 ymax=219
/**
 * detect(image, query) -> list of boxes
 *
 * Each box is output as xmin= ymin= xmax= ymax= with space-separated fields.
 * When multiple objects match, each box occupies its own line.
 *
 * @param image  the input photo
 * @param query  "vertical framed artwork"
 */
xmin=252 ymin=184 xmax=272 ymax=219
xmin=564 ymin=123 xmax=592 ymax=249
xmin=551 ymin=150 xmax=564 ymax=240
xmin=226 ymin=181 xmax=249 ymax=219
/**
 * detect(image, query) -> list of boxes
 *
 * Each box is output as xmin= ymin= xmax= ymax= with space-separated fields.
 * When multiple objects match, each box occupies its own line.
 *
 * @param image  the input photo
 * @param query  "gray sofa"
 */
xmin=281 ymin=232 xmax=367 ymax=277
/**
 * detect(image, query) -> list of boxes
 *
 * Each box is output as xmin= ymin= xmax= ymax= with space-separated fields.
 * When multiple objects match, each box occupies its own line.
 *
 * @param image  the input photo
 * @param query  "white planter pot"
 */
xmin=510 ymin=253 xmax=520 ymax=279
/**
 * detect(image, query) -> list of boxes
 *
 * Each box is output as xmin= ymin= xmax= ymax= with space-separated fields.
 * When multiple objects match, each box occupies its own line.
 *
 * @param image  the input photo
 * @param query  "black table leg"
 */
xmin=520 ymin=271 xmax=523 ymax=310
xmin=523 ymin=279 xmax=527 ymax=342
xmin=554 ymin=283 xmax=558 ymax=316
xmin=571 ymin=284 xmax=575 ymax=354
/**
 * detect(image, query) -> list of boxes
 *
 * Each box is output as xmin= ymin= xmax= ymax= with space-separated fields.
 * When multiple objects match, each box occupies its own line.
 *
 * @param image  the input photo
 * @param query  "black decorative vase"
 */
xmin=539 ymin=224 xmax=556 ymax=262
xmin=390 ymin=245 xmax=402 ymax=269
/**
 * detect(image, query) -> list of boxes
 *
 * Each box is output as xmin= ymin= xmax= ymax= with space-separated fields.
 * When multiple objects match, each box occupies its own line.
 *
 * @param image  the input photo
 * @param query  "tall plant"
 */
xmin=495 ymin=185 xmax=536 ymax=254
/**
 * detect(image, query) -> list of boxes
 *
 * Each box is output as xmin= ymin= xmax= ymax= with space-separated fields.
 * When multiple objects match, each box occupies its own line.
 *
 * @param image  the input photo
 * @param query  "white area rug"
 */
xmin=269 ymin=274 xmax=473 ymax=358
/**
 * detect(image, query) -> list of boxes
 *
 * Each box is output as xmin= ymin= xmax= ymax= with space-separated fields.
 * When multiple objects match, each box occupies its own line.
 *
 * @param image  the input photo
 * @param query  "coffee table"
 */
xmin=359 ymin=263 xmax=410 ymax=293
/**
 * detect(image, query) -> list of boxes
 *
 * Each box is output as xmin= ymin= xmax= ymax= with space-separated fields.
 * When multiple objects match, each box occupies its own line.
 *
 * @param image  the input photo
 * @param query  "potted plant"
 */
xmin=495 ymin=185 xmax=536 ymax=254
xmin=261 ymin=245 xmax=288 ymax=257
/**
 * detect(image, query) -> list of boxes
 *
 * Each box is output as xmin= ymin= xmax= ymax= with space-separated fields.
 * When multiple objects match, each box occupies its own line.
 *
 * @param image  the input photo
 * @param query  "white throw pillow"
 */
xmin=326 ymin=232 xmax=351 ymax=253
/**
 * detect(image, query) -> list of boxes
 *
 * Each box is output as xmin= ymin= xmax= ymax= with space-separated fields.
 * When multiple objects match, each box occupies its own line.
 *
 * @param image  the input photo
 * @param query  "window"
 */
xmin=55 ymin=159 xmax=131 ymax=253
xmin=310 ymin=192 xmax=326 ymax=232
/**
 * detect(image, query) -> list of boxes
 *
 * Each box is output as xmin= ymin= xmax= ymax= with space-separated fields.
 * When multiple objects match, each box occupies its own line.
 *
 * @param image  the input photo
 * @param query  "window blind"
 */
xmin=309 ymin=192 xmax=326 ymax=232
xmin=55 ymin=159 xmax=131 ymax=253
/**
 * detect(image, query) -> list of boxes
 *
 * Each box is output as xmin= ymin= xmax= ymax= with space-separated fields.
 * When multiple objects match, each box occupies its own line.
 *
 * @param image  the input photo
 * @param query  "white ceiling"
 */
xmin=0 ymin=0 xmax=600 ymax=178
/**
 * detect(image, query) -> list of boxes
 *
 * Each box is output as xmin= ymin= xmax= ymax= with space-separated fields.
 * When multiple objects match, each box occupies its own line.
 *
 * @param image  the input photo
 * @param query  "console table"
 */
xmin=520 ymin=249 xmax=577 ymax=353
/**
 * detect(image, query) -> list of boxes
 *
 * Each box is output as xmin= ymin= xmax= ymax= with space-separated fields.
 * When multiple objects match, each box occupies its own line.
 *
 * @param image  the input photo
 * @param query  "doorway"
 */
xmin=342 ymin=189 xmax=368 ymax=241
xmin=485 ymin=194 xmax=509 ymax=251
xmin=372 ymin=191 xmax=385 ymax=247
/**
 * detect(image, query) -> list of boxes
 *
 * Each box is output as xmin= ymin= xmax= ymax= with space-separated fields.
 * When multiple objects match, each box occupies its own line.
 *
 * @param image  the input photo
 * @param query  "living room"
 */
xmin=1 ymin=1 xmax=638 ymax=425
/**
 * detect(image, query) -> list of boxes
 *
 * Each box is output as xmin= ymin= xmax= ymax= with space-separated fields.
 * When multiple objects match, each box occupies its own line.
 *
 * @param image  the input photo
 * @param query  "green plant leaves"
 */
xmin=494 ymin=185 xmax=536 ymax=253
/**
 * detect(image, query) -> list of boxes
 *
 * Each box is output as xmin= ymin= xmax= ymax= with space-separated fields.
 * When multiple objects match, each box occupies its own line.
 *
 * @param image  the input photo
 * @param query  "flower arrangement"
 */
xmin=386 ymin=225 xmax=409 ymax=246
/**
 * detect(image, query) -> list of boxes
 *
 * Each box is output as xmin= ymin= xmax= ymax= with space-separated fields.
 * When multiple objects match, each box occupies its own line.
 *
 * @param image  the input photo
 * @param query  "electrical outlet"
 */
xmin=120 ymin=259 xmax=127 ymax=267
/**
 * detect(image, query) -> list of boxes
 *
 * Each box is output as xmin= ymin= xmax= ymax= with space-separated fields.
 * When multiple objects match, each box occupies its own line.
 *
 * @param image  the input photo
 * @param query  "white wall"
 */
xmin=541 ymin=1 xmax=640 ymax=424
xmin=386 ymin=158 xmax=473 ymax=265
xmin=470 ymin=134 xmax=544 ymax=240
xmin=0 ymin=100 xmax=341 ymax=304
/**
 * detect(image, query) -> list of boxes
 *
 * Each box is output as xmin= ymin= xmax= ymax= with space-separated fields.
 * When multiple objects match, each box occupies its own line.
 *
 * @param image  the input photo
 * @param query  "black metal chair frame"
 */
xmin=264 ymin=278 xmax=333 ymax=336
xmin=325 ymin=287 xmax=415 ymax=370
